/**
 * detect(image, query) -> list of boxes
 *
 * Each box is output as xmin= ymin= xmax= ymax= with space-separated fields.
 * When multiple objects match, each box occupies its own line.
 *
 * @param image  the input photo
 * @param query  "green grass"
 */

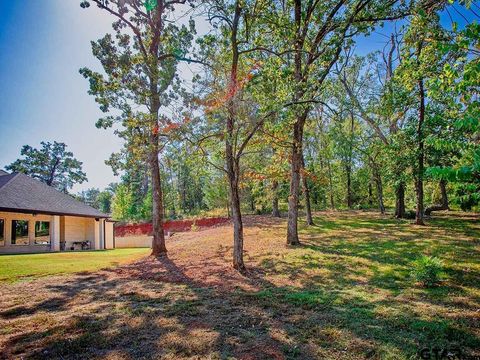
xmin=1 ymin=212 xmax=479 ymax=359
xmin=0 ymin=248 xmax=150 ymax=282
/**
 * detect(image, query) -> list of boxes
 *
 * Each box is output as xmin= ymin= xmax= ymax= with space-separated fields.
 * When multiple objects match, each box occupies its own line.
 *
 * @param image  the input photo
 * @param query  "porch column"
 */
xmin=50 ymin=215 xmax=60 ymax=251
xmin=93 ymin=219 xmax=100 ymax=250
xmin=100 ymin=219 xmax=105 ymax=249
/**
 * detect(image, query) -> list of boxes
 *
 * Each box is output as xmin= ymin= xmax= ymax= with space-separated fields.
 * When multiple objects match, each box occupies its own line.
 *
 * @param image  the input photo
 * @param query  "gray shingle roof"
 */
xmin=0 ymin=172 xmax=109 ymax=218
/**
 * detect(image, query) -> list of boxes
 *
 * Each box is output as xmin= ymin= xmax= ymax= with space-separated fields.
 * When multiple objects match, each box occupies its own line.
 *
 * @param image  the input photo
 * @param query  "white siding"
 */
xmin=115 ymin=236 xmax=152 ymax=248
xmin=63 ymin=216 xmax=97 ymax=250
xmin=105 ymin=222 xmax=114 ymax=249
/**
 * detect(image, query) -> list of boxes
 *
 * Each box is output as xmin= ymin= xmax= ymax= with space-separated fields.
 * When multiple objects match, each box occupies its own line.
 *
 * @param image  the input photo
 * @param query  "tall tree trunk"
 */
xmin=395 ymin=181 xmax=406 ymax=218
xmin=149 ymin=56 xmax=167 ymax=255
xmin=287 ymin=0 xmax=306 ymax=246
xmin=440 ymin=179 xmax=449 ymax=209
xmin=346 ymin=112 xmax=354 ymax=209
xmin=226 ymin=159 xmax=245 ymax=272
xmin=301 ymin=154 xmax=314 ymax=225
xmin=287 ymin=114 xmax=306 ymax=245
xmin=346 ymin=164 xmax=353 ymax=208
xmin=150 ymin=147 xmax=167 ymax=256
xmin=372 ymin=165 xmax=385 ymax=215
xmin=226 ymin=0 xmax=245 ymax=272
xmin=272 ymin=180 xmax=280 ymax=217
xmin=415 ymin=77 xmax=425 ymax=225
xmin=368 ymin=182 xmax=373 ymax=206
xmin=425 ymin=180 xmax=449 ymax=216
xmin=328 ymin=159 xmax=335 ymax=209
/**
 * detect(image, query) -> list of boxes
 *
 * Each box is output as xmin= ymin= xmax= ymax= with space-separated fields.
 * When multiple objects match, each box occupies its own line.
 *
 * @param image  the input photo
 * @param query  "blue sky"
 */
xmin=0 ymin=1 xmax=118 ymax=192
xmin=0 ymin=2 xmax=477 ymax=193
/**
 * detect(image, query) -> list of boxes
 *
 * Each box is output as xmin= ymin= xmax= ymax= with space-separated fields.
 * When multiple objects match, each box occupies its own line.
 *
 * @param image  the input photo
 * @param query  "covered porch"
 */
xmin=0 ymin=211 xmax=113 ymax=254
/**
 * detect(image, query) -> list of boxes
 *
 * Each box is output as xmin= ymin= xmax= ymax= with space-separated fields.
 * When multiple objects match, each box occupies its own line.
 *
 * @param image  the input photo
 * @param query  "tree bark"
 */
xmin=287 ymin=114 xmax=306 ymax=245
xmin=226 ymin=158 xmax=245 ymax=272
xmin=368 ymin=182 xmax=373 ymax=206
xmin=47 ymin=157 xmax=60 ymax=187
xmin=395 ymin=181 xmax=406 ymax=218
xmin=271 ymin=180 xmax=281 ymax=217
xmin=346 ymin=112 xmax=354 ymax=209
xmin=440 ymin=179 xmax=449 ymax=209
xmin=346 ymin=164 xmax=353 ymax=209
xmin=425 ymin=180 xmax=449 ymax=216
xmin=226 ymin=0 xmax=246 ymax=272
xmin=301 ymin=154 xmax=314 ymax=225
xmin=149 ymin=55 xmax=167 ymax=255
xmin=150 ymin=147 xmax=167 ymax=256
xmin=415 ymin=77 xmax=425 ymax=225
xmin=328 ymin=159 xmax=335 ymax=209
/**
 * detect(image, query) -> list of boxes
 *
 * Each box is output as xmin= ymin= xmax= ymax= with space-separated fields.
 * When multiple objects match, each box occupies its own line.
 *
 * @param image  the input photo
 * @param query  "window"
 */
xmin=35 ymin=221 xmax=50 ymax=245
xmin=0 ymin=219 xmax=4 ymax=246
xmin=11 ymin=220 xmax=29 ymax=245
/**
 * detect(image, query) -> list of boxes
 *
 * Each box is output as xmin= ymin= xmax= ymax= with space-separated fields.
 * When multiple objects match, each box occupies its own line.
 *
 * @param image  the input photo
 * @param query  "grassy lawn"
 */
xmin=0 ymin=248 xmax=150 ymax=282
xmin=0 ymin=211 xmax=479 ymax=359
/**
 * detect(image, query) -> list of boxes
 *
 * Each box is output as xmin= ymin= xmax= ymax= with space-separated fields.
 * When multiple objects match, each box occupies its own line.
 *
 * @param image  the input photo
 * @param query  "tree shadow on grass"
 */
xmin=1 ymin=256 xmax=294 ymax=360
xmin=2 ymin=211 xmax=479 ymax=359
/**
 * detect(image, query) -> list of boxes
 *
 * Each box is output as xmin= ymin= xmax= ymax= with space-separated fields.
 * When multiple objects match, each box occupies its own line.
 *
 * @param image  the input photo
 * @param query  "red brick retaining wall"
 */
xmin=115 ymin=217 xmax=230 ymax=237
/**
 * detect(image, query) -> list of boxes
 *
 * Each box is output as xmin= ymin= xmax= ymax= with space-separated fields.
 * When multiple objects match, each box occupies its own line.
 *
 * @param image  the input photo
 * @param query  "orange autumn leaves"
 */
xmin=194 ymin=62 xmax=261 ymax=114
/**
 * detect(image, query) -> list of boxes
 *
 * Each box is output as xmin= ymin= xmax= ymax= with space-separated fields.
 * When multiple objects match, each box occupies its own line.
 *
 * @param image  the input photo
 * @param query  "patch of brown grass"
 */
xmin=0 ymin=211 xmax=479 ymax=359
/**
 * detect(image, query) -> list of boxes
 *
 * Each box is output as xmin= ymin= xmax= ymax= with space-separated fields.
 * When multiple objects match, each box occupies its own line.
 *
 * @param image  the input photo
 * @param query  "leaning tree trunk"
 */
xmin=272 ymin=180 xmax=281 ymax=217
xmin=415 ymin=77 xmax=425 ymax=225
xmin=287 ymin=114 xmax=306 ymax=246
xmin=301 ymin=154 xmax=314 ymax=225
xmin=395 ymin=181 xmax=406 ymax=218
xmin=425 ymin=180 xmax=449 ymax=216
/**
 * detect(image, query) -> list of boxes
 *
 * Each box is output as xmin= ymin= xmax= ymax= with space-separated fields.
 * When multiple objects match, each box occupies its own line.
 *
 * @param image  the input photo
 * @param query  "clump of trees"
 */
xmin=79 ymin=0 xmax=480 ymax=271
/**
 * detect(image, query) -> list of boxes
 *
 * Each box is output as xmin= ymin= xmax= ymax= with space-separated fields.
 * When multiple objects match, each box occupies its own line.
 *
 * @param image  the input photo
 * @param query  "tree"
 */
xmin=396 ymin=10 xmax=454 ymax=224
xmin=77 ymin=188 xmax=101 ymax=208
xmin=261 ymin=0 xmax=419 ymax=245
xmin=426 ymin=21 xmax=480 ymax=210
xmin=192 ymin=0 xmax=280 ymax=272
xmin=6 ymin=141 xmax=87 ymax=192
xmin=111 ymin=183 xmax=134 ymax=221
xmin=80 ymin=0 xmax=194 ymax=256
xmin=77 ymin=186 xmax=115 ymax=214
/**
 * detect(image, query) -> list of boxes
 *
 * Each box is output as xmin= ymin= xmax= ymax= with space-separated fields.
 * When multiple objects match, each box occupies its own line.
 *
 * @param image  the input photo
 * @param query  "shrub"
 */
xmin=411 ymin=255 xmax=445 ymax=287
xmin=190 ymin=221 xmax=198 ymax=232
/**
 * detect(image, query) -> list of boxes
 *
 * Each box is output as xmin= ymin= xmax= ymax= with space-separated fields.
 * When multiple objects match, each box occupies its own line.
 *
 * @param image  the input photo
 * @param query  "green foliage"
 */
xmin=111 ymin=184 xmax=133 ymax=221
xmin=6 ymin=141 xmax=87 ymax=192
xmin=411 ymin=255 xmax=445 ymax=287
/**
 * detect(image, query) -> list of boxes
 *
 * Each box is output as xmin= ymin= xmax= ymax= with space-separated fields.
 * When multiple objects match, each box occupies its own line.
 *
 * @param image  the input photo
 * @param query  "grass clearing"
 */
xmin=0 ymin=211 xmax=479 ymax=359
xmin=0 ymin=248 xmax=150 ymax=282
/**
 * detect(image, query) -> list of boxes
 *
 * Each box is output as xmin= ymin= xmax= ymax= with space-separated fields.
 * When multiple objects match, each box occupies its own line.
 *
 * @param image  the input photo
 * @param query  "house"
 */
xmin=0 ymin=170 xmax=114 ymax=254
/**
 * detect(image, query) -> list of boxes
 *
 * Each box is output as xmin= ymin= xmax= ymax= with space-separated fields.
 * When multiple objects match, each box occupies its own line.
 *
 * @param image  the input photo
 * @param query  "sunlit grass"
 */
xmin=0 ymin=211 xmax=478 ymax=359
xmin=0 ymin=248 xmax=150 ymax=282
